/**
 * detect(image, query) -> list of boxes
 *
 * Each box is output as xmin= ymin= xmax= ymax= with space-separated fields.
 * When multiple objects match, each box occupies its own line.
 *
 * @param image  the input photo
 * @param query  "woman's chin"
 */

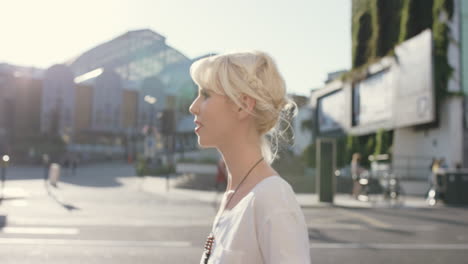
xmin=197 ymin=138 xmax=216 ymax=149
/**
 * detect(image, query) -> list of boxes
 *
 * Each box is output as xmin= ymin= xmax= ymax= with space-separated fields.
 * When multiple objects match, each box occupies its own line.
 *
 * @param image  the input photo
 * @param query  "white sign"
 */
xmin=356 ymin=69 xmax=393 ymax=126
xmin=393 ymin=29 xmax=435 ymax=127
xmin=318 ymin=90 xmax=345 ymax=132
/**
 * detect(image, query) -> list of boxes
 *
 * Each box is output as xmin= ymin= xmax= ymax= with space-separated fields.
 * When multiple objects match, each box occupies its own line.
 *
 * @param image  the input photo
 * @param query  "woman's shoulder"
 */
xmin=252 ymin=175 xmax=291 ymax=193
xmin=250 ymin=175 xmax=298 ymax=211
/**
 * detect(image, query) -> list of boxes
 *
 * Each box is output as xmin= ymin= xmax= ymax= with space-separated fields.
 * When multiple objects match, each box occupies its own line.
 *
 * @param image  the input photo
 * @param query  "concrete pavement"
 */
xmin=0 ymin=163 xmax=443 ymax=213
xmin=140 ymin=174 xmax=432 ymax=209
xmin=1 ymin=163 xmax=468 ymax=264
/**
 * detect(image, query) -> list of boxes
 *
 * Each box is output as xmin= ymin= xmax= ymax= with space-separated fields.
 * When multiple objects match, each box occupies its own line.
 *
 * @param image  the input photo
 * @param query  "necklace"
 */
xmin=203 ymin=157 xmax=264 ymax=264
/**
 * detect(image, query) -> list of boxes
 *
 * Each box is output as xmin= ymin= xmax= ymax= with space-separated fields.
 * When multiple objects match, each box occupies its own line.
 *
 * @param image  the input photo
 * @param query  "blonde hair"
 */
xmin=190 ymin=50 xmax=297 ymax=164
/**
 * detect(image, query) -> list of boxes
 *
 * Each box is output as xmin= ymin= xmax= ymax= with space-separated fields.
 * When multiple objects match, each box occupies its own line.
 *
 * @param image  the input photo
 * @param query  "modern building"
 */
xmin=74 ymin=83 xmax=93 ymax=133
xmin=290 ymin=94 xmax=313 ymax=156
xmin=41 ymin=64 xmax=75 ymax=138
xmin=122 ymin=89 xmax=139 ymax=131
xmin=0 ymin=29 xmax=205 ymax=162
xmin=0 ymin=70 xmax=43 ymax=161
xmin=313 ymin=0 xmax=466 ymax=180
xmin=0 ymin=72 xmax=15 ymax=153
xmin=91 ymin=69 xmax=124 ymax=132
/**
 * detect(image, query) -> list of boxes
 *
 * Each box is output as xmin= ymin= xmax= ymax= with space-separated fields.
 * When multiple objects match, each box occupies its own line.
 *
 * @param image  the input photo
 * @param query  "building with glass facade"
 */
xmin=64 ymin=29 xmax=199 ymax=159
xmin=1 ymin=29 xmax=203 ymax=162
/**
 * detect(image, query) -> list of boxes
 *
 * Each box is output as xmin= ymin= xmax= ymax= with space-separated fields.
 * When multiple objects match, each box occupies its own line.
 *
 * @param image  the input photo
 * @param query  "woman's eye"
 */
xmin=201 ymin=91 xmax=209 ymax=98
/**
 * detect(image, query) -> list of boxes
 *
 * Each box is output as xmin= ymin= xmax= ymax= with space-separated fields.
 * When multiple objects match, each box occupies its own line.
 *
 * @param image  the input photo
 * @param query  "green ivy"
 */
xmin=374 ymin=128 xmax=393 ymax=156
xmin=344 ymin=130 xmax=393 ymax=168
xmin=352 ymin=0 xmax=375 ymax=67
xmin=353 ymin=11 xmax=373 ymax=67
xmin=376 ymin=0 xmax=403 ymax=57
xmin=433 ymin=0 xmax=455 ymax=104
xmin=301 ymin=143 xmax=316 ymax=168
xmin=399 ymin=0 xmax=434 ymax=42
xmin=351 ymin=0 xmax=454 ymax=124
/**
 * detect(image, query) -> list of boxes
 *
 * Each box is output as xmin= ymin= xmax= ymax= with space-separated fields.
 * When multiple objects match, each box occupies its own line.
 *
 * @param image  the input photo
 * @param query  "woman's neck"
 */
xmin=218 ymin=140 xmax=264 ymax=191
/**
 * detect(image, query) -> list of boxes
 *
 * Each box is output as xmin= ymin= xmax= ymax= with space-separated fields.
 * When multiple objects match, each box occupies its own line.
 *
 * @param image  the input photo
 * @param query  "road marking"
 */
xmin=0 ymin=238 xmax=191 ymax=247
xmin=338 ymin=209 xmax=391 ymax=228
xmin=6 ymin=217 xmax=215 ymax=227
xmin=1 ymin=227 xmax=79 ymax=235
xmin=3 ymin=187 xmax=29 ymax=198
xmin=1 ymin=238 xmax=463 ymax=250
xmin=307 ymin=223 xmax=436 ymax=231
xmin=310 ymin=243 xmax=468 ymax=250
xmin=9 ymin=200 xmax=28 ymax=207
xmin=307 ymin=224 xmax=363 ymax=230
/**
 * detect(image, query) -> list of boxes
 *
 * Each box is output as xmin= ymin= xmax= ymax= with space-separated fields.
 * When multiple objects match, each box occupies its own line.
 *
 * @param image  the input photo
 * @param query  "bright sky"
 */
xmin=0 ymin=0 xmax=351 ymax=96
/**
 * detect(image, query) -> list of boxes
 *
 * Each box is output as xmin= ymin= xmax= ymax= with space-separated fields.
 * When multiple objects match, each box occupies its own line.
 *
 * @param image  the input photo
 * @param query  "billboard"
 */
xmin=315 ymin=29 xmax=435 ymax=136
xmin=317 ymin=89 xmax=346 ymax=133
xmin=393 ymin=29 xmax=435 ymax=127
xmin=350 ymin=29 xmax=434 ymax=134
xmin=354 ymin=69 xmax=394 ymax=126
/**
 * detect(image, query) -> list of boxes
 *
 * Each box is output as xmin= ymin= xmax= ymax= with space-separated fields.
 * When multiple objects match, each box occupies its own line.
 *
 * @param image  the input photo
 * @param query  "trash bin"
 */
xmin=442 ymin=170 xmax=468 ymax=205
xmin=48 ymin=163 xmax=61 ymax=187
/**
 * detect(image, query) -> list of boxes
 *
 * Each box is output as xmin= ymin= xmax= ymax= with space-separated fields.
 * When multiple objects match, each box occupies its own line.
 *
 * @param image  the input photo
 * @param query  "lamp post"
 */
xmin=143 ymin=95 xmax=158 ymax=166
xmin=1 ymin=154 xmax=10 ymax=202
xmin=144 ymin=95 xmax=158 ymax=126
xmin=42 ymin=153 xmax=50 ymax=181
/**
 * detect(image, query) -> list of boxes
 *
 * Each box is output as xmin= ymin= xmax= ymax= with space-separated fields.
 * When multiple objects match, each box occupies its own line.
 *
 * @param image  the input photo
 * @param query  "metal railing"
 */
xmin=391 ymin=155 xmax=433 ymax=180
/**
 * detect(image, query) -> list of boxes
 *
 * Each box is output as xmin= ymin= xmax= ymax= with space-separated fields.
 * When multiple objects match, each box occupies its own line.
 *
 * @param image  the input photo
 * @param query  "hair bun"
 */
xmin=274 ymin=98 xmax=287 ymax=111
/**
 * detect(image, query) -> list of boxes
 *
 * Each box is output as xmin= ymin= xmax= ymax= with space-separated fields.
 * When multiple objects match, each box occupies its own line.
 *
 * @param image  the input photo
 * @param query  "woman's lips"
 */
xmin=195 ymin=121 xmax=203 ymax=133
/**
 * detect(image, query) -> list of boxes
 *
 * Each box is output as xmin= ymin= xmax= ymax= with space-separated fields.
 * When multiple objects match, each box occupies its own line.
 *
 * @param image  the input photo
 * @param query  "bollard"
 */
xmin=48 ymin=163 xmax=61 ymax=187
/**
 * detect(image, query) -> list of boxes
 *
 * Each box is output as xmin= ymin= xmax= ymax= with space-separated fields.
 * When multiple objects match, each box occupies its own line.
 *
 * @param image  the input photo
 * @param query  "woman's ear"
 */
xmin=237 ymin=95 xmax=256 ymax=119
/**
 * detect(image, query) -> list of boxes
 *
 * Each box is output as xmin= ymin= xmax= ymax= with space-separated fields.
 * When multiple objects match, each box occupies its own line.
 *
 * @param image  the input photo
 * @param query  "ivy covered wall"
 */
xmin=345 ymin=0 xmax=455 ymax=163
xmin=352 ymin=0 xmax=454 ymax=98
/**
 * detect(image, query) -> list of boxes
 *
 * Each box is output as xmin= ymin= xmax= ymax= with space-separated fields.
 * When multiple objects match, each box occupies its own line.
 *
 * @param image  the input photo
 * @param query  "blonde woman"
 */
xmin=189 ymin=51 xmax=311 ymax=264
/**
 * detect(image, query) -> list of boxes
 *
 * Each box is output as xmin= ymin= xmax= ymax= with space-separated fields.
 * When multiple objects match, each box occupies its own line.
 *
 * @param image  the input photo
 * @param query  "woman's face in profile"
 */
xmin=189 ymin=87 xmax=238 ymax=148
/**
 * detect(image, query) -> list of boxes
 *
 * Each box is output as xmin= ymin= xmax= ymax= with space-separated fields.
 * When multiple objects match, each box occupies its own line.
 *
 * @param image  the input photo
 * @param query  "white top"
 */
xmin=200 ymin=175 xmax=311 ymax=264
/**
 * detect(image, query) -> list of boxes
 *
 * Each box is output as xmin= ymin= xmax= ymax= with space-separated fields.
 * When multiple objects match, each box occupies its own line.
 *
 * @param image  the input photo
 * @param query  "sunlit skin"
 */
xmin=189 ymin=87 xmax=278 ymax=209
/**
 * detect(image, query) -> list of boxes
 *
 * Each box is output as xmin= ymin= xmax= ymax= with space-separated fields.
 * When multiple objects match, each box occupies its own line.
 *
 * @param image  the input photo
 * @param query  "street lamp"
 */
xmin=144 ymin=95 xmax=158 ymax=129
xmin=144 ymin=95 xmax=157 ymax=105
xmin=143 ymin=95 xmax=158 ymax=166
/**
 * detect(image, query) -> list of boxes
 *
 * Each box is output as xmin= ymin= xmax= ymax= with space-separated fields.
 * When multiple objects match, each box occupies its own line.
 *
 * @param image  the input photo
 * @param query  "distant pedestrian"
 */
xmin=63 ymin=158 xmax=70 ymax=176
xmin=189 ymin=51 xmax=310 ymax=264
xmin=351 ymin=153 xmax=364 ymax=198
xmin=215 ymin=158 xmax=227 ymax=191
xmin=439 ymin=158 xmax=448 ymax=170
xmin=71 ymin=156 xmax=78 ymax=175
xmin=430 ymin=158 xmax=440 ymax=187
xmin=429 ymin=157 xmax=436 ymax=172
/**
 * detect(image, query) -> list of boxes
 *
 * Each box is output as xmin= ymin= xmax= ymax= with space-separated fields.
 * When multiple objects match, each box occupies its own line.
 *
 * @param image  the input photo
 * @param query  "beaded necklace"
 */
xmin=203 ymin=157 xmax=264 ymax=264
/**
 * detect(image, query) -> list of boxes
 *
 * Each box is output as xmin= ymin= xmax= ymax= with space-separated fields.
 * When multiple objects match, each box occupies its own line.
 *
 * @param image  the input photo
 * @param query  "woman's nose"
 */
xmin=189 ymin=99 xmax=198 ymax=115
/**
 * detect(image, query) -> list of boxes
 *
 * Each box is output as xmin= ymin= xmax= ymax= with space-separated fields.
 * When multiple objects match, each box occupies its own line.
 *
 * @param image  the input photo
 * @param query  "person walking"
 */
xmin=351 ymin=153 xmax=364 ymax=198
xmin=215 ymin=158 xmax=227 ymax=191
xmin=189 ymin=51 xmax=311 ymax=263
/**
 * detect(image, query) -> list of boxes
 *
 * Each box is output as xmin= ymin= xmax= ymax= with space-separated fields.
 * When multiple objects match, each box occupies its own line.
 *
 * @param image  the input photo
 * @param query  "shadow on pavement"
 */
xmin=308 ymin=229 xmax=350 ymax=243
xmin=45 ymin=182 xmax=81 ymax=211
xmin=373 ymin=227 xmax=415 ymax=236
xmin=5 ymin=163 xmax=136 ymax=188
xmin=0 ymin=215 xmax=6 ymax=228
